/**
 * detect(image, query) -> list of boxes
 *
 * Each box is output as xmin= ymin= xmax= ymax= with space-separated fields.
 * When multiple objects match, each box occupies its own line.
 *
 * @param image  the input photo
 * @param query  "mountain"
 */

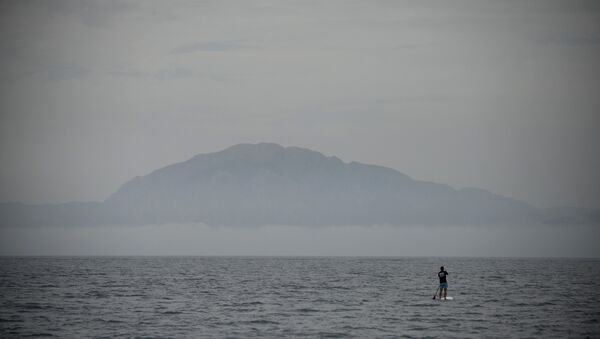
xmin=1 ymin=143 xmax=597 ymax=227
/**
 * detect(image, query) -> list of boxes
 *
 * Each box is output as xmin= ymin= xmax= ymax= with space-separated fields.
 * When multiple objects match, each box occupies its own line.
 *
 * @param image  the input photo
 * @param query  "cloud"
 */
xmin=41 ymin=0 xmax=135 ymax=28
xmin=42 ymin=63 xmax=92 ymax=82
xmin=107 ymin=64 xmax=222 ymax=81
xmin=0 ymin=62 xmax=92 ymax=83
xmin=171 ymin=40 xmax=253 ymax=54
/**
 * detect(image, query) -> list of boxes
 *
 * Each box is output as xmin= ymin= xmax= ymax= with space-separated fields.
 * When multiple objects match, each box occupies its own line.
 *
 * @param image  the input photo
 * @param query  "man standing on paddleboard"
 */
xmin=438 ymin=266 xmax=449 ymax=300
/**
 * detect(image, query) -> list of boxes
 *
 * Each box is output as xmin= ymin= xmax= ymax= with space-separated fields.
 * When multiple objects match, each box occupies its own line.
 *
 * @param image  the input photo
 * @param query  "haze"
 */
xmin=0 ymin=0 xmax=599 ymax=257
xmin=0 ymin=223 xmax=598 ymax=258
xmin=1 ymin=0 xmax=599 ymax=209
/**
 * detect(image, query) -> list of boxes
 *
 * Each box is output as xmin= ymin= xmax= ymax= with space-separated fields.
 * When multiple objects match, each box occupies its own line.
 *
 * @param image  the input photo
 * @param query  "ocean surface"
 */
xmin=1 ymin=256 xmax=599 ymax=338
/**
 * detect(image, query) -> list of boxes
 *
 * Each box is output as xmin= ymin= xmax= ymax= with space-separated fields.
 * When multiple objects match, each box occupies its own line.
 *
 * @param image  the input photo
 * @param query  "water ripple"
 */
xmin=1 ymin=257 xmax=599 ymax=338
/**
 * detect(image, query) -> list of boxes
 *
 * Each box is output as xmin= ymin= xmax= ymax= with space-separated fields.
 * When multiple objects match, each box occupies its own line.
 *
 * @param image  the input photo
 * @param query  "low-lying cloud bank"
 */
xmin=1 ymin=223 xmax=598 ymax=258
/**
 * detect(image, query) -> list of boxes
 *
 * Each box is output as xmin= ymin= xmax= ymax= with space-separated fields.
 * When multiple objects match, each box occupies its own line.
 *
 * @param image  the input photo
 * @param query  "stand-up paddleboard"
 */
xmin=434 ymin=296 xmax=453 ymax=300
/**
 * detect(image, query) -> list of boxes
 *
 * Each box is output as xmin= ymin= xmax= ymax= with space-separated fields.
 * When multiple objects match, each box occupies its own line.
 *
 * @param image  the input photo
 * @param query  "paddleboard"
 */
xmin=435 ymin=296 xmax=453 ymax=300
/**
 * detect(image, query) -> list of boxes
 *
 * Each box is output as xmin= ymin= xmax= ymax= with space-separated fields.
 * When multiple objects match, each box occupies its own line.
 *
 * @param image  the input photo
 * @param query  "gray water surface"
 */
xmin=1 ymin=257 xmax=599 ymax=338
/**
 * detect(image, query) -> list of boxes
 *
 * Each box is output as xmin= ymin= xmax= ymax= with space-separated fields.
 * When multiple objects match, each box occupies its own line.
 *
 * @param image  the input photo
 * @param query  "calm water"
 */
xmin=1 ymin=256 xmax=599 ymax=338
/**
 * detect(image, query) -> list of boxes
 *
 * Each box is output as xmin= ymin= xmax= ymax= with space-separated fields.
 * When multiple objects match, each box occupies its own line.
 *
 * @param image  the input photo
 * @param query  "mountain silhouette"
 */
xmin=1 ymin=143 xmax=597 ymax=227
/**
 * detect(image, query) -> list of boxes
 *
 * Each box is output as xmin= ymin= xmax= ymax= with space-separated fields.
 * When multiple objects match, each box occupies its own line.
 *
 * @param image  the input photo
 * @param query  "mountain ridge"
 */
xmin=1 ymin=143 xmax=598 ymax=227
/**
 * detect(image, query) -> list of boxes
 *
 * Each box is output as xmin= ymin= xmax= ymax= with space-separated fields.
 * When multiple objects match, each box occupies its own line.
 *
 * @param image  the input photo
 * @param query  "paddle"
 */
xmin=432 ymin=287 xmax=439 ymax=300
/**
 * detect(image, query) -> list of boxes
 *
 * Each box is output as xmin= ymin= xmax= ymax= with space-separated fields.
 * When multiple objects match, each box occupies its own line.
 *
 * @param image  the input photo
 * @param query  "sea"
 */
xmin=1 ymin=256 xmax=599 ymax=338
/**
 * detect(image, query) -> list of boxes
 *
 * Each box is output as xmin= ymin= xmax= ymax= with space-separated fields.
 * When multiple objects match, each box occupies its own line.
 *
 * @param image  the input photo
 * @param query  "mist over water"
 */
xmin=1 ymin=223 xmax=598 ymax=257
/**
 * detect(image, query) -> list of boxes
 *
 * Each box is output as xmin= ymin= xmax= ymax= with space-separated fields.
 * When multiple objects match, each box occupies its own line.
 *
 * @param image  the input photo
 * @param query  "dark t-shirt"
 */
xmin=438 ymin=270 xmax=448 ymax=283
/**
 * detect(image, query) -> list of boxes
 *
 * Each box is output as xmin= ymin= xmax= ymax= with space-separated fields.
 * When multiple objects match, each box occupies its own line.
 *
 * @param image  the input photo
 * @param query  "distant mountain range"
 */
xmin=1 ymin=143 xmax=598 ymax=227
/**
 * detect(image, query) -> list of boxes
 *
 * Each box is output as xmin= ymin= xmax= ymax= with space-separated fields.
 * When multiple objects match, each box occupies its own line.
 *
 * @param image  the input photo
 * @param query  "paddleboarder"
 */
xmin=437 ymin=266 xmax=449 ymax=300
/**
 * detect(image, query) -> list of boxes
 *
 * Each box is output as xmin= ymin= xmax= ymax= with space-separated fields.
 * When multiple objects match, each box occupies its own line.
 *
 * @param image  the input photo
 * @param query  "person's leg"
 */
xmin=443 ymin=288 xmax=447 ymax=299
xmin=439 ymin=286 xmax=443 ymax=299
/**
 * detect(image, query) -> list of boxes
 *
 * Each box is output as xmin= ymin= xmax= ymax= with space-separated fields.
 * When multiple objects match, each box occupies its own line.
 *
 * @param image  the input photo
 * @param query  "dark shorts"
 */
xmin=439 ymin=282 xmax=448 ymax=289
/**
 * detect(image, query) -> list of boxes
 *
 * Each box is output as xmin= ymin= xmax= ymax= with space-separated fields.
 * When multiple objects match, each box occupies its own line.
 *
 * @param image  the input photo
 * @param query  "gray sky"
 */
xmin=1 ymin=0 xmax=599 ymax=209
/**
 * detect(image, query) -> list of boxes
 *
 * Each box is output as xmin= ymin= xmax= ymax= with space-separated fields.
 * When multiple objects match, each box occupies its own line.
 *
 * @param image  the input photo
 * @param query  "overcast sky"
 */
xmin=1 ymin=0 xmax=599 ymax=209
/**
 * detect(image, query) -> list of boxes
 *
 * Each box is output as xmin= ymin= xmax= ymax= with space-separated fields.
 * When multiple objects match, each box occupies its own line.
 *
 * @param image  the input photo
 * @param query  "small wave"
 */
xmin=22 ymin=333 xmax=55 ymax=337
xmin=408 ymin=302 xmax=438 ymax=307
xmin=85 ymin=290 xmax=109 ymax=298
xmin=162 ymin=311 xmax=183 ymax=315
xmin=92 ymin=317 xmax=126 ymax=324
xmin=330 ymin=308 xmax=362 ymax=312
xmin=20 ymin=303 xmax=46 ymax=310
xmin=582 ymin=318 xmax=598 ymax=324
xmin=244 ymin=319 xmax=279 ymax=325
xmin=296 ymin=307 xmax=320 ymax=313
xmin=237 ymin=301 xmax=264 ymax=306
xmin=106 ymin=319 xmax=126 ymax=323
xmin=281 ymin=283 xmax=306 ymax=290
xmin=533 ymin=301 xmax=556 ymax=306
xmin=326 ymin=285 xmax=352 ymax=290
xmin=316 ymin=331 xmax=348 ymax=338
xmin=342 ymin=325 xmax=378 ymax=331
